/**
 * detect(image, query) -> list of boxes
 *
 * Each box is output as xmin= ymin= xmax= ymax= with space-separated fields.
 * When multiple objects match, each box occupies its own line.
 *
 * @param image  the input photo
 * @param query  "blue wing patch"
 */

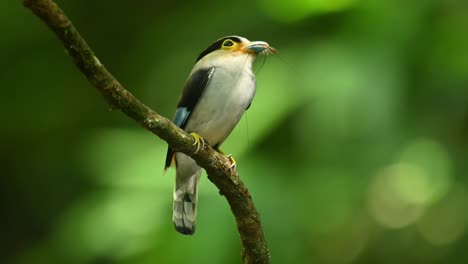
xmin=164 ymin=67 xmax=215 ymax=170
xmin=173 ymin=107 xmax=190 ymax=128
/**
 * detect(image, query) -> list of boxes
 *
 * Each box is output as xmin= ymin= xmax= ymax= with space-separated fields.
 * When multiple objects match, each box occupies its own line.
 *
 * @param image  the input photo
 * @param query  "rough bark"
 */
xmin=23 ymin=0 xmax=270 ymax=263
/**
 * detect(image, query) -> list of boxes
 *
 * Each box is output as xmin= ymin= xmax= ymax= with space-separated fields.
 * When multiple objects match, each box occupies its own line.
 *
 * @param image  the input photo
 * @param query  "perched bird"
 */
xmin=165 ymin=36 xmax=277 ymax=235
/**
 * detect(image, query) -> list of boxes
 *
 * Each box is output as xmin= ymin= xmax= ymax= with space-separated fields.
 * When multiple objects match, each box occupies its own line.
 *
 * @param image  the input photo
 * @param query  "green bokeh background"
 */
xmin=2 ymin=0 xmax=468 ymax=263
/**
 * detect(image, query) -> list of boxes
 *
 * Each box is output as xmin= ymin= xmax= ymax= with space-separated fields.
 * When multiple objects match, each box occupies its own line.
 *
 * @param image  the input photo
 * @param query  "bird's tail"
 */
xmin=173 ymin=164 xmax=202 ymax=235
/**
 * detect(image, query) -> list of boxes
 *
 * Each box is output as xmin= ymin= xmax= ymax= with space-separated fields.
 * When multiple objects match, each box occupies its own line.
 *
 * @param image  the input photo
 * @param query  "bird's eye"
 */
xmin=222 ymin=40 xmax=234 ymax=47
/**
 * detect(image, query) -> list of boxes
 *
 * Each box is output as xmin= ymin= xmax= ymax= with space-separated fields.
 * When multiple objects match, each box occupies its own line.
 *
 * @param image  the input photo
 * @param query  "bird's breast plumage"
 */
xmin=183 ymin=54 xmax=256 ymax=146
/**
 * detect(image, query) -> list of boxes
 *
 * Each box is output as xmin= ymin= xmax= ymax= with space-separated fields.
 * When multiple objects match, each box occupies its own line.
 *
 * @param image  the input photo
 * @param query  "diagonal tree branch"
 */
xmin=23 ymin=0 xmax=270 ymax=263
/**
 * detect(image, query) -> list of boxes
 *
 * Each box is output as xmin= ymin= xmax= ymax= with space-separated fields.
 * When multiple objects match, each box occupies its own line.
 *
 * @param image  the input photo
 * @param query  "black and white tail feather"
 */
xmin=172 ymin=153 xmax=202 ymax=235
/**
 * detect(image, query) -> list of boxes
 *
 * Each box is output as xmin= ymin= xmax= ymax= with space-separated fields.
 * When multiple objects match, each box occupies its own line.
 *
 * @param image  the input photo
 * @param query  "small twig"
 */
xmin=23 ymin=0 xmax=269 ymax=263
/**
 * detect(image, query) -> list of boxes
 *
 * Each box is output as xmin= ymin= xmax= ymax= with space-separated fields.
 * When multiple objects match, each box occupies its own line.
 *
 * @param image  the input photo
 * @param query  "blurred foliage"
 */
xmin=2 ymin=0 xmax=468 ymax=263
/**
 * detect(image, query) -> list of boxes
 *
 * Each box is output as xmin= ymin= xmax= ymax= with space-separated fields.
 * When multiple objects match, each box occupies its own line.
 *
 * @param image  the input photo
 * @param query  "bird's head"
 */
xmin=196 ymin=36 xmax=277 ymax=63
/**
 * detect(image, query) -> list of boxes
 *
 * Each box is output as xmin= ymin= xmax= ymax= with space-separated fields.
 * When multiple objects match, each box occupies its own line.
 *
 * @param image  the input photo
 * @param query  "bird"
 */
xmin=164 ymin=35 xmax=277 ymax=235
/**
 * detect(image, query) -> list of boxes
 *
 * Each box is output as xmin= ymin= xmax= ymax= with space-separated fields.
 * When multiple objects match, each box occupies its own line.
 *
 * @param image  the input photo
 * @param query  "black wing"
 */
xmin=164 ymin=67 xmax=215 ymax=170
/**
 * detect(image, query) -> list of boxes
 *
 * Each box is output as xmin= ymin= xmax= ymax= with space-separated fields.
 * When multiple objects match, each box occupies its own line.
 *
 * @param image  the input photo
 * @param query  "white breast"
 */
xmin=184 ymin=53 xmax=256 ymax=146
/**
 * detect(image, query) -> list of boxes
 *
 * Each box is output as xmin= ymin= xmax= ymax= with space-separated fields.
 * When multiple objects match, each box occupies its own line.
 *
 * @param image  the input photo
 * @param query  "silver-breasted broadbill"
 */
xmin=164 ymin=36 xmax=276 ymax=235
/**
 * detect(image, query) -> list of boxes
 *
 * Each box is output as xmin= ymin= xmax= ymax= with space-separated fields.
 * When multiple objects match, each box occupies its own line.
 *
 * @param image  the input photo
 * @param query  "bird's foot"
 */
xmin=226 ymin=154 xmax=237 ymax=169
xmin=190 ymin=132 xmax=205 ymax=154
xmin=217 ymin=148 xmax=237 ymax=169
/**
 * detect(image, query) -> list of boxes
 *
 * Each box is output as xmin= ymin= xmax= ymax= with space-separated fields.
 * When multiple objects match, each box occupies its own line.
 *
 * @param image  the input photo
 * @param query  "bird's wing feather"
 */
xmin=164 ymin=67 xmax=215 ymax=170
